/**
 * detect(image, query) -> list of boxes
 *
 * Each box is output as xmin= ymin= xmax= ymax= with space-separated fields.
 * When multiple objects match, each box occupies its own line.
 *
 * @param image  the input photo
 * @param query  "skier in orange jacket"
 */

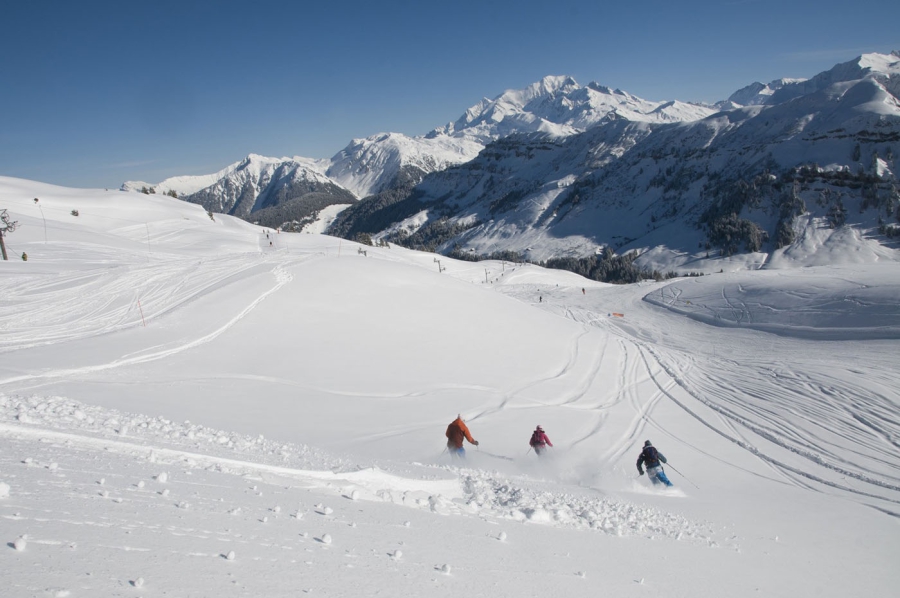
xmin=446 ymin=414 xmax=478 ymax=458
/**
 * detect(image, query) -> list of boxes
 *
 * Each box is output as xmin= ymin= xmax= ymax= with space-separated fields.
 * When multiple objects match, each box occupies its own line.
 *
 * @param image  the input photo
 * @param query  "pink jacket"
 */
xmin=529 ymin=430 xmax=553 ymax=448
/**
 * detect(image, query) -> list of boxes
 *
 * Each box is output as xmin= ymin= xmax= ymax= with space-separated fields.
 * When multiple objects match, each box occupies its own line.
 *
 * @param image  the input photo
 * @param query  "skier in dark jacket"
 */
xmin=529 ymin=425 xmax=553 ymax=456
xmin=636 ymin=440 xmax=673 ymax=486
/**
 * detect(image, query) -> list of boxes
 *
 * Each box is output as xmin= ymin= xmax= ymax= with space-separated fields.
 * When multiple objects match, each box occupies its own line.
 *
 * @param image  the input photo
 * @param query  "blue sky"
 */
xmin=1 ymin=0 xmax=898 ymax=188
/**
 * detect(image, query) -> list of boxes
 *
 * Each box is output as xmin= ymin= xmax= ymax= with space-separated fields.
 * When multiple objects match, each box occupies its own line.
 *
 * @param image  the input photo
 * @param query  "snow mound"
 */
xmin=644 ymin=266 xmax=900 ymax=339
xmin=459 ymin=471 xmax=714 ymax=543
xmin=0 ymin=394 xmax=346 ymax=471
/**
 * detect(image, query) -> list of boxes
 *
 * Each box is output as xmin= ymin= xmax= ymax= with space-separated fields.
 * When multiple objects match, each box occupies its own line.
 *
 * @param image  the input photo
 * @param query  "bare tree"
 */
xmin=0 ymin=209 xmax=19 ymax=260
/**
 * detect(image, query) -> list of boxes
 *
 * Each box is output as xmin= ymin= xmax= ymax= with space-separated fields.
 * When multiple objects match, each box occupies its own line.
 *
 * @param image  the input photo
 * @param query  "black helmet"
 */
xmin=644 ymin=440 xmax=652 ymax=447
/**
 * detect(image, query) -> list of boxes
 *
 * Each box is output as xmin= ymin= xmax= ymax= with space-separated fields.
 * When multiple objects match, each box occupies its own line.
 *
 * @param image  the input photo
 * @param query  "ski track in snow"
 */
xmin=3 ymin=240 xmax=897 ymax=520
xmin=0 ymin=262 xmax=297 ymax=387
xmin=0 ymin=251 xmax=302 ymax=354
xmin=506 ymin=281 xmax=900 ymax=515
xmin=637 ymin=345 xmax=900 ymax=506
xmin=471 ymin=327 xmax=595 ymax=419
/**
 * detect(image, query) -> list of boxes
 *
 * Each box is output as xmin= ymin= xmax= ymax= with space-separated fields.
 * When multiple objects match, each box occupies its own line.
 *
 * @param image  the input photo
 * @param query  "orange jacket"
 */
xmin=446 ymin=417 xmax=476 ymax=449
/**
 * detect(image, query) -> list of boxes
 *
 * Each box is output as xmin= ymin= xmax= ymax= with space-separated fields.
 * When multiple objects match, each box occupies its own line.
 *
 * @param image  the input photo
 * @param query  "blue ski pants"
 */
xmin=647 ymin=465 xmax=673 ymax=487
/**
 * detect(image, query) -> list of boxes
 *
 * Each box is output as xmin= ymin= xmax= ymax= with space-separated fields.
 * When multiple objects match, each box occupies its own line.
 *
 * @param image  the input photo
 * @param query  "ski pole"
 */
xmin=526 ymin=446 xmax=533 ymax=455
xmin=665 ymin=463 xmax=699 ymax=489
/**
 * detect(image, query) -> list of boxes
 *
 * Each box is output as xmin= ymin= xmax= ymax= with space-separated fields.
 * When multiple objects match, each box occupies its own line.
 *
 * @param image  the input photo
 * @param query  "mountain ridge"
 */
xmin=125 ymin=71 xmax=718 ymax=209
xmin=330 ymin=52 xmax=900 ymax=272
xmin=124 ymin=52 xmax=900 ymax=270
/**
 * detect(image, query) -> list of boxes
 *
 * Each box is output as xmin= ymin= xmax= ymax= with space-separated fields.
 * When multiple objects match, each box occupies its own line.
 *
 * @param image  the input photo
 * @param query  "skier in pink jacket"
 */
xmin=529 ymin=426 xmax=553 ymax=456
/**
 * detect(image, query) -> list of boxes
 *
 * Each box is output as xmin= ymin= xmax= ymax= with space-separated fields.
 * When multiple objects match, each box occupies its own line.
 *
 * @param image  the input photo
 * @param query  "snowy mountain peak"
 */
xmin=727 ymin=78 xmax=805 ymax=106
xmin=244 ymin=152 xmax=278 ymax=163
xmin=480 ymin=75 xmax=583 ymax=113
xmin=523 ymin=75 xmax=581 ymax=100
xmin=740 ymin=52 xmax=900 ymax=106
xmin=442 ymin=76 xmax=583 ymax=135
xmin=857 ymin=51 xmax=900 ymax=74
xmin=727 ymin=52 xmax=900 ymax=107
xmin=585 ymin=82 xmax=629 ymax=97
xmin=325 ymin=132 xmax=483 ymax=198
xmin=123 ymin=153 xmax=332 ymax=199
xmin=437 ymin=74 xmax=716 ymax=143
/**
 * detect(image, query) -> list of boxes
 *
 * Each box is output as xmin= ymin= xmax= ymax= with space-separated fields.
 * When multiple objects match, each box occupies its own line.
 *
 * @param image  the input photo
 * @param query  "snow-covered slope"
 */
xmin=2 ymin=176 xmax=899 ymax=596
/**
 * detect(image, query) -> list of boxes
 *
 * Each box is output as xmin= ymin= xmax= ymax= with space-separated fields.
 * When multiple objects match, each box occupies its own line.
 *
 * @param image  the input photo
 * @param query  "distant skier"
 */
xmin=446 ymin=414 xmax=478 ymax=459
xmin=637 ymin=440 xmax=673 ymax=487
xmin=529 ymin=425 xmax=553 ymax=456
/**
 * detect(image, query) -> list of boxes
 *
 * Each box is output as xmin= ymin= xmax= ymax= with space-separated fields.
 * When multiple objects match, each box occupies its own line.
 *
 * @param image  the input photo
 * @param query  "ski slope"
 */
xmin=0 ymin=177 xmax=898 ymax=597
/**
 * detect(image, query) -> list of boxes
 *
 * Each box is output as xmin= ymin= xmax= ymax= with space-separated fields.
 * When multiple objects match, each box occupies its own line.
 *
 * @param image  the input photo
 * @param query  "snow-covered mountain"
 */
xmin=326 ymin=76 xmax=714 ymax=198
xmin=768 ymin=51 xmax=900 ymax=104
xmin=124 ymin=52 xmax=900 ymax=270
xmin=324 ymin=132 xmax=483 ymax=199
xmin=332 ymin=52 xmax=900 ymax=271
xmin=436 ymin=75 xmax=716 ymax=141
xmin=123 ymin=154 xmax=354 ymax=229
xmin=125 ymin=75 xmax=716 ymax=230
xmin=123 ymin=153 xmax=328 ymax=198
xmin=726 ymin=77 xmax=806 ymax=106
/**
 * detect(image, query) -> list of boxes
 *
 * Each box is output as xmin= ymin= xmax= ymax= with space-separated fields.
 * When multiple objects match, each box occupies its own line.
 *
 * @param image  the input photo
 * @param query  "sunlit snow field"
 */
xmin=1 ymin=177 xmax=898 ymax=597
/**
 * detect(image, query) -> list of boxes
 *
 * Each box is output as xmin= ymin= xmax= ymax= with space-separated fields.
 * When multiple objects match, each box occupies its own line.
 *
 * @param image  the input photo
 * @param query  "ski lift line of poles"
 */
xmin=25 ymin=202 xmax=166 ymax=226
xmin=36 ymin=203 xmax=47 ymax=243
xmin=16 ymin=201 xmax=188 ymax=251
